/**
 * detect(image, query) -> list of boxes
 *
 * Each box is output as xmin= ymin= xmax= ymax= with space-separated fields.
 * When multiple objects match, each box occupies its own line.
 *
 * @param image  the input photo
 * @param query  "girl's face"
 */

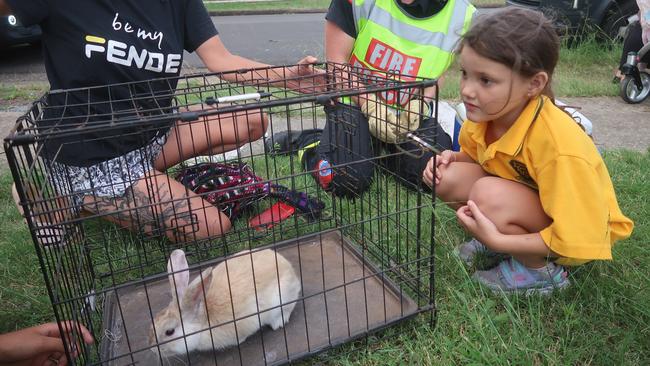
xmin=459 ymin=45 xmax=533 ymax=127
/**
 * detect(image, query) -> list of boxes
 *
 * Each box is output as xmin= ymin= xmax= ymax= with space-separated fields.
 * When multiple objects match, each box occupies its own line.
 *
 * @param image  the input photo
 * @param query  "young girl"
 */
xmin=422 ymin=7 xmax=634 ymax=295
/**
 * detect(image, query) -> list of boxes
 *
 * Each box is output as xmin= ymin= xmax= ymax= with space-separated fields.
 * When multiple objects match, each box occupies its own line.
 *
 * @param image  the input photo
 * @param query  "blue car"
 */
xmin=0 ymin=14 xmax=41 ymax=48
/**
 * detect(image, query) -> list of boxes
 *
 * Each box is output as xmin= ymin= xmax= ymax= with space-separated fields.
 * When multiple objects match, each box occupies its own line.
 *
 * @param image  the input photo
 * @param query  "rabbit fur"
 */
xmin=149 ymin=248 xmax=301 ymax=356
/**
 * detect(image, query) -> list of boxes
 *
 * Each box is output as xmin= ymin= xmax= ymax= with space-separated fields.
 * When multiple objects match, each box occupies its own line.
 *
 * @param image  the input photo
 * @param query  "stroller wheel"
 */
xmin=620 ymin=72 xmax=650 ymax=104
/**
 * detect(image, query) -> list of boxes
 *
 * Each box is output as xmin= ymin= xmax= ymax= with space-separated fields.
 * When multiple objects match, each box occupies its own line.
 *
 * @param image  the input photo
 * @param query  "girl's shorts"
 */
xmin=47 ymin=133 xmax=169 ymax=209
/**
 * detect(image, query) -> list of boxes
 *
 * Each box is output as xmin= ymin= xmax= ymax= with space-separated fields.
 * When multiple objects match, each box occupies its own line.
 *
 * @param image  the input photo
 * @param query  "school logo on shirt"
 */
xmin=83 ymin=13 xmax=182 ymax=74
xmin=509 ymin=160 xmax=538 ymax=189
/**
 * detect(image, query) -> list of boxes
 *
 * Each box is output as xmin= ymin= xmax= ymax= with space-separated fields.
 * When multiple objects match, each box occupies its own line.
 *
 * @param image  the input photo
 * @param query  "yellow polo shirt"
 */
xmin=458 ymin=96 xmax=634 ymax=266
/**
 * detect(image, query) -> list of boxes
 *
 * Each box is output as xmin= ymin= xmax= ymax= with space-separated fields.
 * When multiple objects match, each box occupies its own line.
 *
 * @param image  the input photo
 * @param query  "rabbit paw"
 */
xmin=269 ymin=317 xmax=285 ymax=331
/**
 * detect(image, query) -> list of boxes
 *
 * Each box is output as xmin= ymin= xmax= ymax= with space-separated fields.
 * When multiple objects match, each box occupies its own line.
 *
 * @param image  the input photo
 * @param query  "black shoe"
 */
xmin=264 ymin=128 xmax=322 ymax=155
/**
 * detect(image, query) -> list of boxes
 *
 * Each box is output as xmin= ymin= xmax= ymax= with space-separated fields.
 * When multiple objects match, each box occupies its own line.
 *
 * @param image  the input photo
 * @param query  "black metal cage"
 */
xmin=5 ymin=63 xmax=438 ymax=365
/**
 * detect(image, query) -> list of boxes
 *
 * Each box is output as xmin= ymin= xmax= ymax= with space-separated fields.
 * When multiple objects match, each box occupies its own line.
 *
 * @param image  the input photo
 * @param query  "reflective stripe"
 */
xmin=353 ymin=0 xmax=470 ymax=52
xmin=297 ymin=140 xmax=320 ymax=164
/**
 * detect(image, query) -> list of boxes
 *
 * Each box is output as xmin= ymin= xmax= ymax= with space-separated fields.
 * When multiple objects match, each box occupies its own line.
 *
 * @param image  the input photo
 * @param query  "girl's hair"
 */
xmin=458 ymin=7 xmax=560 ymax=99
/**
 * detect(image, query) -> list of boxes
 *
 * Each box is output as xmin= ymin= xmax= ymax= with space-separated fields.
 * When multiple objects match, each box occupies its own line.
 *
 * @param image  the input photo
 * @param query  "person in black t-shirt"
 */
xmin=1 ymin=0 xmax=321 ymax=244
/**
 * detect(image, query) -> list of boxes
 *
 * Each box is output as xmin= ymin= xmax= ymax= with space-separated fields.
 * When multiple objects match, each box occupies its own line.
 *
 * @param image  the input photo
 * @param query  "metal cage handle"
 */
xmin=394 ymin=132 xmax=441 ymax=159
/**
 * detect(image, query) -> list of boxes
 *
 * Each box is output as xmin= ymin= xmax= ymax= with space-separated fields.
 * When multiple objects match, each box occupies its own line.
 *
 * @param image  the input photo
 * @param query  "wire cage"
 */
xmin=5 ymin=62 xmax=439 ymax=366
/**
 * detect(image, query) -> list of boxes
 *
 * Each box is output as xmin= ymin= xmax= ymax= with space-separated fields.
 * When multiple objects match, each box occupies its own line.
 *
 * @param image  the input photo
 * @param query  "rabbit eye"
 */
xmin=165 ymin=329 xmax=175 ymax=336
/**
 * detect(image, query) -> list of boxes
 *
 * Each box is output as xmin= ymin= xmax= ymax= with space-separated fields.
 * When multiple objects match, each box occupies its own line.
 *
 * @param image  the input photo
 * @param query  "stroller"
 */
xmin=619 ymin=35 xmax=650 ymax=104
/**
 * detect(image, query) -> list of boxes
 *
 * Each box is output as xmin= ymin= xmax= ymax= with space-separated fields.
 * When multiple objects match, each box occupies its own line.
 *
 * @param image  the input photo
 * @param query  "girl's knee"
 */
xmin=468 ymin=177 xmax=507 ymax=209
xmin=469 ymin=177 xmax=550 ymax=233
xmin=434 ymin=164 xmax=466 ymax=202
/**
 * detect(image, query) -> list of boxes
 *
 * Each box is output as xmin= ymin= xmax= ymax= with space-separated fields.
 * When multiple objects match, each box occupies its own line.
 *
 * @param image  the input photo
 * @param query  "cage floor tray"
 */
xmin=100 ymin=231 xmax=418 ymax=365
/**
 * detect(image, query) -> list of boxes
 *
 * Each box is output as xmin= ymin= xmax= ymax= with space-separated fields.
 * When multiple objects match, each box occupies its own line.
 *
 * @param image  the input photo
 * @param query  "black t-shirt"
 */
xmin=326 ymin=0 xmax=449 ymax=38
xmin=7 ymin=0 xmax=218 ymax=166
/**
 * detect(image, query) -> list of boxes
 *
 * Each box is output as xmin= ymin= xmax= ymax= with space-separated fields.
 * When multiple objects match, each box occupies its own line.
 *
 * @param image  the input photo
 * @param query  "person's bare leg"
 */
xmin=435 ymin=162 xmax=489 ymax=210
xmin=468 ymin=176 xmax=555 ymax=268
xmin=83 ymin=169 xmax=230 ymax=243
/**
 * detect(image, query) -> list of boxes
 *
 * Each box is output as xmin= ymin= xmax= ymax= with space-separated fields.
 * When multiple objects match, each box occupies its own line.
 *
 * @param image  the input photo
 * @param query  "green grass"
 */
xmin=0 ymin=172 xmax=55 ymax=329
xmin=0 ymin=2 xmax=643 ymax=362
xmin=0 ymin=84 xmax=48 ymax=108
xmin=440 ymin=37 xmax=623 ymax=100
xmin=1 ymin=149 xmax=649 ymax=364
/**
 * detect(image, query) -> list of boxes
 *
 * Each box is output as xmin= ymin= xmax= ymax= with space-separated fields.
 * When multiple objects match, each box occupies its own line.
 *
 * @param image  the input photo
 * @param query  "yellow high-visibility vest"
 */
xmin=349 ymin=0 xmax=475 ymax=106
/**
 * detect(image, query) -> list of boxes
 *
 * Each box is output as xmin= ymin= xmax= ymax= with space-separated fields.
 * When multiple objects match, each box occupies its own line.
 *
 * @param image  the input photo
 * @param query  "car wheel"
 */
xmin=619 ymin=73 xmax=650 ymax=104
xmin=601 ymin=0 xmax=639 ymax=40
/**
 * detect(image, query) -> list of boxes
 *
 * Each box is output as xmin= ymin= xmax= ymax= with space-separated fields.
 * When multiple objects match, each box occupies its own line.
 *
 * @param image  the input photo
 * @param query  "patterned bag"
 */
xmin=175 ymin=162 xmax=325 ymax=220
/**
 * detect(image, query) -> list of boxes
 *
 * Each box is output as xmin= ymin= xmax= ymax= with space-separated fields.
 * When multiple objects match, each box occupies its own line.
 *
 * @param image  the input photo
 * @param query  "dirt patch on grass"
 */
xmin=562 ymin=97 xmax=650 ymax=152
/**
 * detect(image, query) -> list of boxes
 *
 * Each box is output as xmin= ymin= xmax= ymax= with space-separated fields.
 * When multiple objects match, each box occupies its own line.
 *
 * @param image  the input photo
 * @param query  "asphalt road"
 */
xmin=190 ymin=13 xmax=326 ymax=66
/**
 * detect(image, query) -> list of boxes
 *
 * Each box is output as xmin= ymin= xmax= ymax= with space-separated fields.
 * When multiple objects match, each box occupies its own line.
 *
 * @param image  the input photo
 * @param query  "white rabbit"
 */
xmin=149 ymin=248 xmax=301 ymax=357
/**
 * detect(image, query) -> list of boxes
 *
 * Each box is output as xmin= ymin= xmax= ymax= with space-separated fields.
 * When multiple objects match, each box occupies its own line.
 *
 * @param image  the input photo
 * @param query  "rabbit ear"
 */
xmin=181 ymin=267 xmax=214 ymax=314
xmin=167 ymin=249 xmax=189 ymax=300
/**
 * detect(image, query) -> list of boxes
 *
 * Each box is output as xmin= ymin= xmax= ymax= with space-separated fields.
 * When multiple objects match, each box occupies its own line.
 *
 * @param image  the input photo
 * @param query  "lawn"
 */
xmin=1 ymin=147 xmax=648 ymax=364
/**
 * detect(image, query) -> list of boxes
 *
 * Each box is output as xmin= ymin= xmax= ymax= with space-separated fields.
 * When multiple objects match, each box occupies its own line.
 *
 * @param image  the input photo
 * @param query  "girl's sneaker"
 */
xmin=473 ymin=257 xmax=570 ymax=296
xmin=455 ymin=238 xmax=508 ymax=268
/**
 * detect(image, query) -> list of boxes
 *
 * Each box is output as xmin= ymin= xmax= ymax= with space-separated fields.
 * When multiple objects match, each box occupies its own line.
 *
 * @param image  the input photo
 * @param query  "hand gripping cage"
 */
xmin=5 ymin=63 xmax=440 ymax=365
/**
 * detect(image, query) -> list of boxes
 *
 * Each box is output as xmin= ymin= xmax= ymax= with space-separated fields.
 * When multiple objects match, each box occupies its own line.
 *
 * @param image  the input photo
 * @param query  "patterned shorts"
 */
xmin=48 ymin=133 xmax=169 ymax=208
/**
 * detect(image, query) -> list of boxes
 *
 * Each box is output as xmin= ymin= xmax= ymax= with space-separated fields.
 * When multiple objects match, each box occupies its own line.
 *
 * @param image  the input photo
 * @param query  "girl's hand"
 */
xmin=434 ymin=150 xmax=456 ymax=185
xmin=423 ymin=150 xmax=456 ymax=188
xmin=422 ymin=156 xmax=435 ymax=188
xmin=456 ymin=200 xmax=502 ymax=246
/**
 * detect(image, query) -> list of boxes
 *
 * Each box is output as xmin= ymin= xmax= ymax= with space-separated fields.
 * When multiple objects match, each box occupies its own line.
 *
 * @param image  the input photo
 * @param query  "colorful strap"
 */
xmin=175 ymin=162 xmax=325 ymax=221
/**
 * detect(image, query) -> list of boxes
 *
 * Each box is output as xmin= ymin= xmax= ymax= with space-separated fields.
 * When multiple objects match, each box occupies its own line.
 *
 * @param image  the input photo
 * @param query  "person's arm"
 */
xmin=0 ymin=322 xmax=93 ymax=366
xmin=325 ymin=20 xmax=355 ymax=64
xmin=185 ymin=0 xmax=319 ymax=92
xmin=0 ymin=0 xmax=12 ymax=16
xmin=195 ymin=35 xmax=271 ymax=75
xmin=195 ymin=35 xmax=320 ymax=92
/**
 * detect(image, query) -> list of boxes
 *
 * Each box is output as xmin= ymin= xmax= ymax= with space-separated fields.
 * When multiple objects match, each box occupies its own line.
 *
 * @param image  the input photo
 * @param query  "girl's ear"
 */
xmin=528 ymin=71 xmax=549 ymax=97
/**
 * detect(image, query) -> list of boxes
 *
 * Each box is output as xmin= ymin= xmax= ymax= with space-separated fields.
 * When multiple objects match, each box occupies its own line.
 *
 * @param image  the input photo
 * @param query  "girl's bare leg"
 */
xmin=468 ymin=176 xmax=555 ymax=268
xmin=435 ymin=162 xmax=489 ymax=210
